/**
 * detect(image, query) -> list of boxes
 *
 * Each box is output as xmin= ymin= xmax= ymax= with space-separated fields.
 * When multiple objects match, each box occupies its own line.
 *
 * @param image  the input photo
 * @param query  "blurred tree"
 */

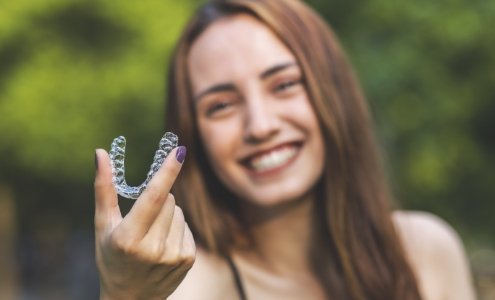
xmin=0 ymin=1 xmax=194 ymax=184
xmin=307 ymin=0 xmax=495 ymax=247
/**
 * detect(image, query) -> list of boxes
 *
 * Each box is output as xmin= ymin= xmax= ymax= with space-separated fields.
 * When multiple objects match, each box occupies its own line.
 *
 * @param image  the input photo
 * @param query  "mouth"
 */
xmin=240 ymin=142 xmax=303 ymax=175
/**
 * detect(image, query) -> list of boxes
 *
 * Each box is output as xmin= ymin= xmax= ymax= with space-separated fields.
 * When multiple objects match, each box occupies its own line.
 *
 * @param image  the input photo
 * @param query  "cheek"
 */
xmin=198 ymin=118 xmax=242 ymax=170
xmin=289 ymin=96 xmax=325 ymax=157
xmin=283 ymin=94 xmax=321 ymax=131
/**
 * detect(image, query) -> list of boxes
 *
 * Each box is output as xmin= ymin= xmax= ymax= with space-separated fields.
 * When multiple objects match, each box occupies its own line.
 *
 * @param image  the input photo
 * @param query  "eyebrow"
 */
xmin=194 ymin=83 xmax=236 ymax=103
xmin=194 ymin=61 xmax=297 ymax=103
xmin=260 ymin=61 xmax=297 ymax=79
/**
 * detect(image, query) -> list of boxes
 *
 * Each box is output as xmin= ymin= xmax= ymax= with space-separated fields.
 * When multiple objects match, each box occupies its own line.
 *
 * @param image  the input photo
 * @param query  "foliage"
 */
xmin=307 ymin=0 xmax=495 ymax=247
xmin=0 ymin=0 xmax=194 ymax=184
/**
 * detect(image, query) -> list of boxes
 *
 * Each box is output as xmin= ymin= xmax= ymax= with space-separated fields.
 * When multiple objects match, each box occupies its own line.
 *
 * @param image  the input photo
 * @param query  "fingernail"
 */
xmin=95 ymin=150 xmax=99 ymax=170
xmin=176 ymin=146 xmax=186 ymax=164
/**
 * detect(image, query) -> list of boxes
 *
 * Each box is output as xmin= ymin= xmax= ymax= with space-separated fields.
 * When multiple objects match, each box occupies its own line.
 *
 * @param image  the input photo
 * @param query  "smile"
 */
xmin=242 ymin=143 xmax=302 ymax=174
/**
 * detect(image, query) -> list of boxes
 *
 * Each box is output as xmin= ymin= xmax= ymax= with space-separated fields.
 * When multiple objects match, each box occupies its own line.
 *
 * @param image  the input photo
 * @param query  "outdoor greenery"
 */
xmin=307 ymin=0 xmax=495 ymax=247
xmin=0 ymin=0 xmax=493 ymax=298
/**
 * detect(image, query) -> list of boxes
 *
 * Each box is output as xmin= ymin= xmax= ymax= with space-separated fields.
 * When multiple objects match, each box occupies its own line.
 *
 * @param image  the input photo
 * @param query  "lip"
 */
xmin=239 ymin=141 xmax=303 ymax=177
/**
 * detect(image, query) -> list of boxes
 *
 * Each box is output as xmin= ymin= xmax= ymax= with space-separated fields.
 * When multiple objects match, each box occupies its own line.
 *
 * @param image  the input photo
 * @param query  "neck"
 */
xmin=235 ymin=194 xmax=315 ymax=276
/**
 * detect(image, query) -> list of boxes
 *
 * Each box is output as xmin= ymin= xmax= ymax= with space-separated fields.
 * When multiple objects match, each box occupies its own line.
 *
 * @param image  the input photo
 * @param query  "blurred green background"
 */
xmin=0 ymin=0 xmax=493 ymax=299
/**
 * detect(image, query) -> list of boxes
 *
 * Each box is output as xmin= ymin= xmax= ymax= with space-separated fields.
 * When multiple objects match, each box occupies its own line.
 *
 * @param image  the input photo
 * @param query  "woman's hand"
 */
xmin=94 ymin=147 xmax=195 ymax=300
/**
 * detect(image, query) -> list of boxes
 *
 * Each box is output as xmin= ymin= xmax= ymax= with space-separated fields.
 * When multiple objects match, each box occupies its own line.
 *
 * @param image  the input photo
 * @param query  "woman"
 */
xmin=94 ymin=0 xmax=476 ymax=299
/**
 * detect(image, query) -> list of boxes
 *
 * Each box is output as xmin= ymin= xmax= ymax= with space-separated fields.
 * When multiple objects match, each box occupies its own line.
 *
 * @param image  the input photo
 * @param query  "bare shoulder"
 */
xmin=168 ymin=247 xmax=238 ymax=300
xmin=392 ymin=210 xmax=477 ymax=300
xmin=393 ymin=210 xmax=462 ymax=248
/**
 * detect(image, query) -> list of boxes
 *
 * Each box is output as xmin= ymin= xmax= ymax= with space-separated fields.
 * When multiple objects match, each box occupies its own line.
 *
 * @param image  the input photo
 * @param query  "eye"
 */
xmin=206 ymin=101 xmax=233 ymax=117
xmin=273 ymin=78 xmax=302 ymax=93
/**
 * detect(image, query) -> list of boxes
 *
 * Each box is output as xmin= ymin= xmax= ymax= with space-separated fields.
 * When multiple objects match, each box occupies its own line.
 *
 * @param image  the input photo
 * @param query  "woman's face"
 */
xmin=188 ymin=14 xmax=325 ymax=206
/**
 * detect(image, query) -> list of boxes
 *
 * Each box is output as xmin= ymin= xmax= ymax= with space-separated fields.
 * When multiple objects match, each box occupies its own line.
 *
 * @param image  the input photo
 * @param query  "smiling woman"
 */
xmin=93 ymin=0 xmax=477 ymax=299
xmin=188 ymin=16 xmax=325 ymax=208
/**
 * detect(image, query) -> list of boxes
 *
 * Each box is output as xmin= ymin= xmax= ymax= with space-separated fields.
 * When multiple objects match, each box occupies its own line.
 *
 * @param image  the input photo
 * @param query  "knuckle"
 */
xmin=167 ymin=193 xmax=176 ymax=205
xmin=174 ymin=205 xmax=184 ymax=220
xmin=180 ymin=251 xmax=196 ymax=268
xmin=142 ymin=188 xmax=166 ymax=206
xmin=144 ymin=188 xmax=161 ymax=202
xmin=93 ymin=177 xmax=104 ymax=190
xmin=164 ymin=162 xmax=180 ymax=178
xmin=160 ymin=243 xmax=182 ymax=265
xmin=160 ymin=252 xmax=180 ymax=266
xmin=142 ymin=243 xmax=165 ymax=262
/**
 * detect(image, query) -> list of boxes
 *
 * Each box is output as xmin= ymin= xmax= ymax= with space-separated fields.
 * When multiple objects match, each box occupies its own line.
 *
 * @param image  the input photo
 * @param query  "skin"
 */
xmin=394 ymin=211 xmax=477 ymax=300
xmin=186 ymin=13 xmax=328 ymax=299
xmin=94 ymin=147 xmax=196 ymax=300
xmin=169 ymin=211 xmax=477 ymax=300
xmin=190 ymin=15 xmax=325 ymax=209
xmin=94 ymin=14 xmax=477 ymax=300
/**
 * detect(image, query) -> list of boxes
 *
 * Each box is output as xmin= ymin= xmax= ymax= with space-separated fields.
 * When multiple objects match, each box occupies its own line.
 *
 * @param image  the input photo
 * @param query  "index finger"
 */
xmin=120 ymin=146 xmax=186 ymax=237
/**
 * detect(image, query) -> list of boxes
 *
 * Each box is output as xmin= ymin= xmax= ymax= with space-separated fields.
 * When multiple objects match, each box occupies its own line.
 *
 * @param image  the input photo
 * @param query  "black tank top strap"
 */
xmin=226 ymin=256 xmax=248 ymax=300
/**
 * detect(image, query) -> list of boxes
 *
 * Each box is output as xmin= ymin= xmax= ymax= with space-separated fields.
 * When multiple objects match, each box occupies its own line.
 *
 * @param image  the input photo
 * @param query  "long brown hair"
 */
xmin=165 ymin=0 xmax=422 ymax=299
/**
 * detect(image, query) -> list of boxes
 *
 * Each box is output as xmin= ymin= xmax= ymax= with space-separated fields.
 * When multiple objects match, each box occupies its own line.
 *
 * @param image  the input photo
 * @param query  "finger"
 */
xmin=94 ymin=149 xmax=122 ymax=235
xmin=142 ymin=146 xmax=186 ymax=200
xmin=122 ymin=146 xmax=186 ymax=238
xmin=142 ymin=193 xmax=176 ymax=245
xmin=162 ymin=206 xmax=186 ymax=261
xmin=182 ymin=222 xmax=196 ymax=259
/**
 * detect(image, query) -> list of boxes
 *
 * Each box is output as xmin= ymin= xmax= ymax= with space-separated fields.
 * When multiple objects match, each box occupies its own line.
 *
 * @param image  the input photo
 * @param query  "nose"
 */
xmin=243 ymin=95 xmax=280 ymax=144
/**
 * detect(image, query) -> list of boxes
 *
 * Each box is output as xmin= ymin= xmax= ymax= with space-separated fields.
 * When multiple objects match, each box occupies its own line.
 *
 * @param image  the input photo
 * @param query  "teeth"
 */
xmin=249 ymin=146 xmax=298 ymax=171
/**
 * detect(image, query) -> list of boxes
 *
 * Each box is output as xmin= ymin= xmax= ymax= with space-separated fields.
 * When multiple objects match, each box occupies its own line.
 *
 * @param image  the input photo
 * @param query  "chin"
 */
xmin=238 ymin=179 xmax=318 ymax=208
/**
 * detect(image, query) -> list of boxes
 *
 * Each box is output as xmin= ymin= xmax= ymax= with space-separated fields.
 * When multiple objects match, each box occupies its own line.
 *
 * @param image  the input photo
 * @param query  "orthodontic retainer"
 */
xmin=109 ymin=132 xmax=178 ymax=199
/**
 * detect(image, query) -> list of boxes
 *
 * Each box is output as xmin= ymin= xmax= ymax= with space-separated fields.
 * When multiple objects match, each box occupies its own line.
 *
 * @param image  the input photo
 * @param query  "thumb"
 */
xmin=94 ymin=149 xmax=122 ymax=236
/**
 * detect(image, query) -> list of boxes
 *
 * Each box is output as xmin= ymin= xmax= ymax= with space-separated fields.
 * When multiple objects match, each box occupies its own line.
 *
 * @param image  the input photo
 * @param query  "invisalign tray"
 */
xmin=109 ymin=132 xmax=178 ymax=199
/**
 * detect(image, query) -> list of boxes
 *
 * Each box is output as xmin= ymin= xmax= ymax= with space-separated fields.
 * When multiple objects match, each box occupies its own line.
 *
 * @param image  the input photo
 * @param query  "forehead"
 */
xmin=187 ymin=14 xmax=296 ymax=90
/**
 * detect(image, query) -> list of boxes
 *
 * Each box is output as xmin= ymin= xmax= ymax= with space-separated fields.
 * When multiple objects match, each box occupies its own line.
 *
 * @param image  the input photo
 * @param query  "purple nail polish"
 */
xmin=176 ymin=146 xmax=187 ymax=164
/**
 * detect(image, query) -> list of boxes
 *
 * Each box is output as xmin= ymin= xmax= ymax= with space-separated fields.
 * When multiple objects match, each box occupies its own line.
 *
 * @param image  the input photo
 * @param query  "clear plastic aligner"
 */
xmin=109 ymin=132 xmax=178 ymax=199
